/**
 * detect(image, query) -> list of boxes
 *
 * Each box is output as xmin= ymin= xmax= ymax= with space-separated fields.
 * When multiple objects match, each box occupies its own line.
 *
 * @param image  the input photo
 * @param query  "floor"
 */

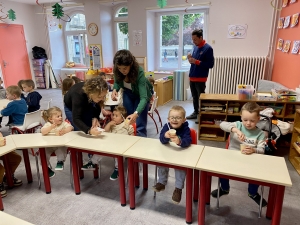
xmin=1 ymin=89 xmax=299 ymax=225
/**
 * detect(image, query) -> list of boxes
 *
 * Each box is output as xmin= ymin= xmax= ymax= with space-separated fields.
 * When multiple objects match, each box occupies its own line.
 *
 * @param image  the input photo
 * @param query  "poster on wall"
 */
xmin=89 ymin=44 xmax=103 ymax=70
xmin=291 ymin=41 xmax=300 ymax=54
xmin=133 ymin=30 xmax=142 ymax=46
xmin=227 ymin=25 xmax=247 ymax=39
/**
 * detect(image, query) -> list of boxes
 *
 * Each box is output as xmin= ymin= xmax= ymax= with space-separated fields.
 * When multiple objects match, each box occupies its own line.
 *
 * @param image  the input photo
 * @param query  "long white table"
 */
xmin=123 ymin=137 xmax=204 ymax=224
xmin=0 ymin=212 xmax=33 ymax=225
xmin=65 ymin=131 xmax=141 ymax=206
xmin=196 ymin=146 xmax=292 ymax=225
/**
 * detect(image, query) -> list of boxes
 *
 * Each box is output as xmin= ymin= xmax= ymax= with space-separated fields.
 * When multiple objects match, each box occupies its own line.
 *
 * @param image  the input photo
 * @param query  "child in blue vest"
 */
xmin=21 ymin=79 xmax=42 ymax=113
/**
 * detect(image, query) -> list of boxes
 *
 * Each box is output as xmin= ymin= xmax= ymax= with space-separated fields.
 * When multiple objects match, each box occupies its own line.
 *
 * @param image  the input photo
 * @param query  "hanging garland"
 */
xmin=7 ymin=9 xmax=16 ymax=21
xmin=52 ymin=3 xmax=64 ymax=19
xmin=157 ymin=0 xmax=167 ymax=8
xmin=0 ymin=3 xmax=8 ymax=23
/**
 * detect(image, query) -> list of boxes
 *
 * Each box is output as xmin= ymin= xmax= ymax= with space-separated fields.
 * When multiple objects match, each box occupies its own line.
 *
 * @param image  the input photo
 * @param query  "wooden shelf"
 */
xmin=200 ymin=111 xmax=226 ymax=115
xmin=289 ymin=158 xmax=300 ymax=174
xmin=293 ymin=142 xmax=300 ymax=154
xmin=199 ymin=136 xmax=225 ymax=142
xmin=275 ymin=114 xmax=284 ymax=118
xmin=285 ymin=114 xmax=295 ymax=119
xmin=227 ymin=113 xmax=240 ymax=116
xmin=200 ymin=124 xmax=220 ymax=128
xmin=294 ymin=127 xmax=300 ymax=134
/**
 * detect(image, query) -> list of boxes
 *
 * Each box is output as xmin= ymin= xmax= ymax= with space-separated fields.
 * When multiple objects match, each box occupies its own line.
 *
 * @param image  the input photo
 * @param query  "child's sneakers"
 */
xmin=211 ymin=187 xmax=229 ymax=198
xmin=48 ymin=167 xmax=55 ymax=178
xmin=248 ymin=193 xmax=268 ymax=207
xmin=55 ymin=161 xmax=64 ymax=170
xmin=172 ymin=188 xmax=182 ymax=204
xmin=81 ymin=162 xmax=96 ymax=170
xmin=110 ymin=168 xmax=119 ymax=180
xmin=152 ymin=182 xmax=165 ymax=192
xmin=3 ymin=174 xmax=23 ymax=187
xmin=0 ymin=182 xmax=7 ymax=198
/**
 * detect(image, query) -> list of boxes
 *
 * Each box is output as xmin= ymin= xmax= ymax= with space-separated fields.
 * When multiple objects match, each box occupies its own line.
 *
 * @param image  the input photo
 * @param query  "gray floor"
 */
xmin=1 ymin=89 xmax=299 ymax=225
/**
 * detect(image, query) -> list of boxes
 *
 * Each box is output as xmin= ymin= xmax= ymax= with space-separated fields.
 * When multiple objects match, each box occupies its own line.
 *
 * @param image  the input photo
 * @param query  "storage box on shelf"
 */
xmin=289 ymin=109 xmax=300 ymax=175
xmin=32 ymin=58 xmax=46 ymax=89
xmin=198 ymin=94 xmax=300 ymax=141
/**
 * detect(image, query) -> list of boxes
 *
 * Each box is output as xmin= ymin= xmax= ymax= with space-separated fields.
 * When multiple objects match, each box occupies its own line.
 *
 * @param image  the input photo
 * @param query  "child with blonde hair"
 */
xmin=21 ymin=79 xmax=42 ymax=113
xmin=41 ymin=106 xmax=73 ymax=178
xmin=82 ymin=106 xmax=134 ymax=180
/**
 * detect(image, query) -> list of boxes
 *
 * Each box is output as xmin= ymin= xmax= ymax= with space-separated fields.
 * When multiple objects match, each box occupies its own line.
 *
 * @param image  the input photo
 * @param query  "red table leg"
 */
xmin=128 ymin=158 xmax=135 ymax=210
xmin=70 ymin=149 xmax=81 ymax=195
xmin=2 ymin=155 xmax=13 ymax=188
xmin=198 ymin=171 xmax=207 ymax=225
xmin=134 ymin=162 xmax=139 ymax=188
xmin=271 ymin=185 xmax=285 ymax=225
xmin=22 ymin=149 xmax=33 ymax=183
xmin=193 ymin=169 xmax=199 ymax=202
xmin=142 ymin=163 xmax=148 ymax=190
xmin=186 ymin=168 xmax=193 ymax=224
xmin=117 ymin=156 xmax=126 ymax=206
xmin=0 ymin=195 xmax=3 ymax=211
xmin=266 ymin=186 xmax=277 ymax=220
xmin=77 ymin=152 xmax=84 ymax=179
xmin=205 ymin=175 xmax=212 ymax=205
xmin=93 ymin=165 xmax=99 ymax=179
xmin=39 ymin=148 xmax=51 ymax=194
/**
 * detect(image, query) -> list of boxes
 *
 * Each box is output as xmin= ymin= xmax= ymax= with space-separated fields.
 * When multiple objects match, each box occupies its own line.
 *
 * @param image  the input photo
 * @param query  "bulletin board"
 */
xmin=88 ymin=44 xmax=103 ymax=70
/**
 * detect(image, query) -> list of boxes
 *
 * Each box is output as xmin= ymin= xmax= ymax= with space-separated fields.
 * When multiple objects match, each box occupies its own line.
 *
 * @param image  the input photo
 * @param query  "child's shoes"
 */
xmin=0 ymin=182 xmax=7 ymax=198
xmin=211 ymin=187 xmax=229 ymax=198
xmin=48 ymin=167 xmax=55 ymax=178
xmin=3 ymin=174 xmax=23 ymax=187
xmin=172 ymin=188 xmax=182 ymax=204
xmin=248 ymin=193 xmax=268 ymax=207
xmin=55 ymin=161 xmax=64 ymax=170
xmin=81 ymin=161 xmax=96 ymax=170
xmin=152 ymin=182 xmax=165 ymax=192
xmin=110 ymin=168 xmax=118 ymax=180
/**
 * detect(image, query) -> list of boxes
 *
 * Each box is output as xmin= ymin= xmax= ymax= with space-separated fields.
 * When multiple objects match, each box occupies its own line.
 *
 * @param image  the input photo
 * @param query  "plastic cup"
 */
xmin=169 ymin=129 xmax=176 ymax=136
xmin=0 ymin=137 xmax=4 ymax=146
xmin=240 ymin=144 xmax=247 ymax=153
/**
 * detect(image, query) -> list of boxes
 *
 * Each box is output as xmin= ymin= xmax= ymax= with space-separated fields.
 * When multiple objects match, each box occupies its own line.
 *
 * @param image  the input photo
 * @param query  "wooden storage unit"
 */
xmin=199 ymin=94 xmax=300 ymax=141
xmin=289 ymin=109 xmax=300 ymax=175
xmin=155 ymin=79 xmax=173 ymax=106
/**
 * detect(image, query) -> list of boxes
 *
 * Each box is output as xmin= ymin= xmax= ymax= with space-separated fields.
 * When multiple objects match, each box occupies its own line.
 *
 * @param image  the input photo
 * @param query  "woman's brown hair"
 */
xmin=62 ymin=78 xmax=74 ymax=95
xmin=113 ymin=50 xmax=139 ymax=84
xmin=82 ymin=77 xmax=108 ymax=108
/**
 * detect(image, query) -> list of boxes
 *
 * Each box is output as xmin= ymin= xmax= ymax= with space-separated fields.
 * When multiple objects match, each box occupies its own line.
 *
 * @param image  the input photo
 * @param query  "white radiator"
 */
xmin=208 ymin=56 xmax=267 ymax=94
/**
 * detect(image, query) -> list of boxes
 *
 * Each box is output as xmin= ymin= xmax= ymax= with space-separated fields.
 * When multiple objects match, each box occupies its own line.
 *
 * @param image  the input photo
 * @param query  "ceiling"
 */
xmin=8 ymin=0 xmax=125 ymax=5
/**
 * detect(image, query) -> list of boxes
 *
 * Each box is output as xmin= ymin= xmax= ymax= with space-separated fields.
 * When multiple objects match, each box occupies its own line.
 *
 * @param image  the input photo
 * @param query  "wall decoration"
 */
xmin=52 ymin=3 xmax=64 ymax=19
xmin=47 ymin=14 xmax=58 ymax=32
xmin=7 ymin=9 xmax=16 ymax=21
xmin=89 ymin=44 xmax=103 ymax=70
xmin=282 ymin=0 xmax=289 ymax=7
xmin=282 ymin=40 xmax=291 ymax=53
xmin=133 ymin=30 xmax=142 ymax=46
xmin=278 ymin=17 xmax=284 ymax=28
xmin=0 ymin=3 xmax=8 ymax=22
xmin=291 ymin=40 xmax=300 ymax=54
xmin=283 ymin=16 xmax=291 ymax=28
xmin=157 ymin=0 xmax=167 ymax=8
xmin=277 ymin=38 xmax=284 ymax=50
xmin=227 ymin=24 xmax=247 ymax=39
xmin=291 ymin=13 xmax=299 ymax=27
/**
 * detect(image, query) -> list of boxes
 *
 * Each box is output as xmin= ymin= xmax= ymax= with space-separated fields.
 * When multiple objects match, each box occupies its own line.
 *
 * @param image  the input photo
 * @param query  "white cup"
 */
xmin=169 ymin=129 xmax=176 ymax=136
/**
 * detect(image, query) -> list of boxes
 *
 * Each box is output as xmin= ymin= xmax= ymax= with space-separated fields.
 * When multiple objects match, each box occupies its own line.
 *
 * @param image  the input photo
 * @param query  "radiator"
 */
xmin=208 ymin=56 xmax=267 ymax=94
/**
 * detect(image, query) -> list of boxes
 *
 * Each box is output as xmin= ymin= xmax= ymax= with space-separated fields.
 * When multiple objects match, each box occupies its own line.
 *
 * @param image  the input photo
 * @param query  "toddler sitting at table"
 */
xmin=153 ymin=105 xmax=192 ymax=204
xmin=41 ymin=106 xmax=73 ymax=178
xmin=81 ymin=106 xmax=134 ymax=181
xmin=211 ymin=102 xmax=267 ymax=207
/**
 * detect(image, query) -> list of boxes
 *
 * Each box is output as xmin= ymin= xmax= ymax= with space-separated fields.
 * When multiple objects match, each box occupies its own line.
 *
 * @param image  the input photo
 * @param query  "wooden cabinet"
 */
xmin=155 ymin=79 xmax=173 ymax=106
xmin=198 ymin=94 xmax=300 ymax=141
xmin=289 ymin=109 xmax=300 ymax=175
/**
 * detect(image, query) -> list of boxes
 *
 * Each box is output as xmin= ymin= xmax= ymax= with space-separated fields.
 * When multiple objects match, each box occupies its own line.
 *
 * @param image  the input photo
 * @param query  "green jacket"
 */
xmin=113 ymin=66 xmax=153 ymax=114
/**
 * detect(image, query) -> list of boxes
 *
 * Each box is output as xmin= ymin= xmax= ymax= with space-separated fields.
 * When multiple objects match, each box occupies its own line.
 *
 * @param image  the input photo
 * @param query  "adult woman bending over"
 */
xmin=64 ymin=77 xmax=108 ymax=136
xmin=111 ymin=50 xmax=153 ymax=137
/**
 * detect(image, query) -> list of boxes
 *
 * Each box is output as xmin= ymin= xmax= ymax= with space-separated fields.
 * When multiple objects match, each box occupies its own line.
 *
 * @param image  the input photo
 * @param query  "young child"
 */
xmin=153 ymin=105 xmax=192 ymax=204
xmin=99 ymin=72 xmax=112 ymax=91
xmin=211 ymin=102 xmax=267 ymax=207
xmin=41 ymin=107 xmax=73 ymax=178
xmin=21 ymin=79 xmax=42 ymax=113
xmin=81 ymin=106 xmax=134 ymax=180
xmin=0 ymin=78 xmax=6 ymax=127
xmin=62 ymin=78 xmax=75 ymax=95
xmin=0 ymin=132 xmax=23 ymax=198
xmin=0 ymin=86 xmax=28 ymax=126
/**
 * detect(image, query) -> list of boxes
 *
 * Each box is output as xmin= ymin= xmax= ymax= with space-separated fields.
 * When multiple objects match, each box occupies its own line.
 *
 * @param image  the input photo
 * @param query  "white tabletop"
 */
xmin=0 ymin=135 xmax=17 ymax=157
xmin=0 ymin=212 xmax=33 ymax=225
xmin=104 ymin=92 xmax=121 ymax=106
xmin=10 ymin=132 xmax=80 ymax=149
xmin=196 ymin=146 xmax=292 ymax=187
xmin=65 ymin=132 xmax=141 ymax=156
xmin=123 ymin=138 xmax=204 ymax=169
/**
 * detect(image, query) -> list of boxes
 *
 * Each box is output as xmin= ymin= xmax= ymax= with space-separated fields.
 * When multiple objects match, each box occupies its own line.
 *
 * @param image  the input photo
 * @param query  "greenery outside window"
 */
xmin=114 ymin=6 xmax=129 ymax=50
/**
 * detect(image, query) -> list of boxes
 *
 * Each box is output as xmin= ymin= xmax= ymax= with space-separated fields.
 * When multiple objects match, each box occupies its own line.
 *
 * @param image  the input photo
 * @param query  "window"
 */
xmin=157 ymin=10 xmax=207 ymax=70
xmin=65 ymin=13 xmax=88 ymax=66
xmin=114 ymin=6 xmax=129 ymax=50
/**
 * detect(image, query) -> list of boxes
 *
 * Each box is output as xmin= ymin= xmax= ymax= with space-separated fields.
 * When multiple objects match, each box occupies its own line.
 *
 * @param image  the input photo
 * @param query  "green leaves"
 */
xmin=7 ymin=9 xmax=16 ymax=21
xmin=52 ymin=3 xmax=64 ymax=19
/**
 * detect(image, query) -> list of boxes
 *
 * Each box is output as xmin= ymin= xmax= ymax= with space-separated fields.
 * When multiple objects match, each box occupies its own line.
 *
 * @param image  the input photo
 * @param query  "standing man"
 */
xmin=186 ymin=29 xmax=214 ymax=123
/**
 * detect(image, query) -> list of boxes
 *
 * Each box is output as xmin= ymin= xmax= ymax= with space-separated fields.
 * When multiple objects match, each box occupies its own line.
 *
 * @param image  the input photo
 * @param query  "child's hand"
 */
xmin=51 ymin=123 xmax=57 ymax=129
xmin=92 ymin=118 xmax=100 ymax=128
xmin=236 ymin=130 xmax=245 ymax=141
xmin=169 ymin=135 xmax=180 ymax=145
xmin=242 ymin=146 xmax=255 ymax=155
xmin=164 ymin=131 xmax=171 ymax=139
xmin=59 ymin=129 xmax=66 ymax=136
xmin=108 ymin=121 xmax=116 ymax=126
xmin=90 ymin=127 xmax=102 ymax=136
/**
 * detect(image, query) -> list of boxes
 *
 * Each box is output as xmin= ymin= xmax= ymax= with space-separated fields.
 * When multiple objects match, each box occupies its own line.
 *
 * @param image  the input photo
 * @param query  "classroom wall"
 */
xmin=271 ymin=1 xmax=300 ymax=89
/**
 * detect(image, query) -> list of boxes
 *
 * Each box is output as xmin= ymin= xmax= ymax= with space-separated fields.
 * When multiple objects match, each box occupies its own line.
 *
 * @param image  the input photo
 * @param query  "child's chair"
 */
xmin=148 ymin=96 xmax=162 ymax=134
xmin=215 ymin=135 xmax=265 ymax=218
xmin=153 ymin=128 xmax=198 ymax=197
xmin=11 ymin=110 xmax=42 ymax=135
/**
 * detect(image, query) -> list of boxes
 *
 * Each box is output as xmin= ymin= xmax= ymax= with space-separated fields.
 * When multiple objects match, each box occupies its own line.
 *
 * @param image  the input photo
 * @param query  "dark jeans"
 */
xmin=190 ymin=81 xmax=206 ymax=114
xmin=123 ymin=88 xmax=149 ymax=137
xmin=64 ymin=105 xmax=79 ymax=131
xmin=220 ymin=178 xmax=259 ymax=196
